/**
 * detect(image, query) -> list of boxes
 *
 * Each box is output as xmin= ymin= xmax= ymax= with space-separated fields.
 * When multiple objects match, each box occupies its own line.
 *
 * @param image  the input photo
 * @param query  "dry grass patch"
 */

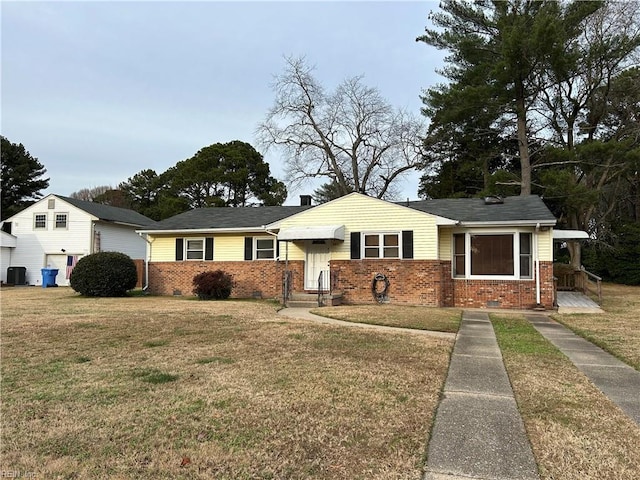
xmin=492 ymin=314 xmax=640 ymax=480
xmin=1 ymin=287 xmax=453 ymax=479
xmin=553 ymin=283 xmax=640 ymax=369
xmin=310 ymin=305 xmax=461 ymax=333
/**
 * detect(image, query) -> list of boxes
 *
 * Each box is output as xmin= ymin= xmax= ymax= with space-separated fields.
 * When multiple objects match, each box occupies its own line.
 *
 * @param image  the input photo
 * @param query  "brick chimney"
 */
xmin=300 ymin=195 xmax=312 ymax=206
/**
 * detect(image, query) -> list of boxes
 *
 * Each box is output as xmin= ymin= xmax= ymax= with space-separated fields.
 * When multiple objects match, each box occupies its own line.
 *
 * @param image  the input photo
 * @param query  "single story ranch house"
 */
xmin=137 ymin=193 xmax=557 ymax=309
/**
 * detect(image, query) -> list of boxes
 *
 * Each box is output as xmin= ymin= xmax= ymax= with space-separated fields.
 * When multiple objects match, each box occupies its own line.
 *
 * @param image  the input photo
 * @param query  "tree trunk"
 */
xmin=567 ymin=212 xmax=582 ymax=270
xmin=515 ymin=86 xmax=531 ymax=196
xmin=567 ymin=241 xmax=582 ymax=270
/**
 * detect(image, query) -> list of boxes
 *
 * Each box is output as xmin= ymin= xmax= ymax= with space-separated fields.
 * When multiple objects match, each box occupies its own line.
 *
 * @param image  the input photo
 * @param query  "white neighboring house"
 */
xmin=1 ymin=194 xmax=157 ymax=286
xmin=1 ymin=230 xmax=18 ymax=283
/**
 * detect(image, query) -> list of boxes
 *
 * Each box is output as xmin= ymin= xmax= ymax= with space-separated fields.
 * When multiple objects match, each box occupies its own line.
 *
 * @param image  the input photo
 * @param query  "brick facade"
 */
xmin=450 ymin=261 xmax=554 ymax=309
xmin=147 ymin=259 xmax=554 ymax=310
xmin=147 ymin=260 xmax=304 ymax=299
xmin=331 ymin=259 xmax=447 ymax=306
xmin=329 ymin=259 xmax=554 ymax=309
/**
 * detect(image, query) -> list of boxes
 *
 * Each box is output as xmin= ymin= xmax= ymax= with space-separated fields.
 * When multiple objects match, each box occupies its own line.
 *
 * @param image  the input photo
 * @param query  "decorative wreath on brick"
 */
xmin=372 ymin=273 xmax=390 ymax=303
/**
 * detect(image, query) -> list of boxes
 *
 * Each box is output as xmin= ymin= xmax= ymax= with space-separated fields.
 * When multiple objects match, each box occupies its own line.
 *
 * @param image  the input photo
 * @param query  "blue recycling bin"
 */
xmin=41 ymin=268 xmax=59 ymax=288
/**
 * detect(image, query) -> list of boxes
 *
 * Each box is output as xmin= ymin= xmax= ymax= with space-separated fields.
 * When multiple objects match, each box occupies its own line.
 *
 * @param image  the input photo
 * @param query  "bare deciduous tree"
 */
xmin=257 ymin=56 xmax=426 ymax=199
xmin=69 ymin=185 xmax=112 ymax=201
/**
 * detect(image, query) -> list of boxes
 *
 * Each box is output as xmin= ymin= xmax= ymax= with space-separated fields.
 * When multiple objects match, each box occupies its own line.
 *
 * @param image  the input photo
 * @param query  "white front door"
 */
xmin=305 ymin=240 xmax=331 ymax=290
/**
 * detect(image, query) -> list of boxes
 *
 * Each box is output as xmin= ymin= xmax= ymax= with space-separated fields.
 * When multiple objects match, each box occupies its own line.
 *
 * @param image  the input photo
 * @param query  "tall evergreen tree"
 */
xmin=1 ymin=136 xmax=49 ymax=219
xmin=417 ymin=0 xmax=601 ymax=195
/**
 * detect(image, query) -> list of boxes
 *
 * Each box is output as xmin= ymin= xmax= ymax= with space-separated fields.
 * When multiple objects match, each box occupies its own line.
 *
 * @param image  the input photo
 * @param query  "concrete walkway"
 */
xmin=423 ymin=311 xmax=539 ymax=480
xmin=526 ymin=314 xmax=640 ymax=425
xmin=277 ymin=307 xmax=456 ymax=339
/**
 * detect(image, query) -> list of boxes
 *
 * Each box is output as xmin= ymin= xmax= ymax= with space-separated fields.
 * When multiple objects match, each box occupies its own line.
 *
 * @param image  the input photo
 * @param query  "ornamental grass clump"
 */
xmin=192 ymin=270 xmax=233 ymax=300
xmin=70 ymin=252 xmax=138 ymax=297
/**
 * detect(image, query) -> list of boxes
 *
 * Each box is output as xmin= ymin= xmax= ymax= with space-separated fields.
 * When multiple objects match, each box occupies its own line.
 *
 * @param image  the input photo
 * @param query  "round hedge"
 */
xmin=192 ymin=270 xmax=233 ymax=300
xmin=70 ymin=252 xmax=138 ymax=297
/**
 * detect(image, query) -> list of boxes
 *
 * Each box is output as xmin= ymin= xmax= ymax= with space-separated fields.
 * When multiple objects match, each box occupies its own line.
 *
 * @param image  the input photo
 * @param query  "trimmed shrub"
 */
xmin=70 ymin=252 xmax=138 ymax=297
xmin=192 ymin=270 xmax=233 ymax=300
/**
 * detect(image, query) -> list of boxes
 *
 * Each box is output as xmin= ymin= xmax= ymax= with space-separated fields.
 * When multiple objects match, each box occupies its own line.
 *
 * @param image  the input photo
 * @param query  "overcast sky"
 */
xmin=2 ymin=1 xmax=446 ymax=204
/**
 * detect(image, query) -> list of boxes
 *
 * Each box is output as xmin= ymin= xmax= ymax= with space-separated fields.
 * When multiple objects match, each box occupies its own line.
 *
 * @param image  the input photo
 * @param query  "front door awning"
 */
xmin=278 ymin=225 xmax=345 ymax=241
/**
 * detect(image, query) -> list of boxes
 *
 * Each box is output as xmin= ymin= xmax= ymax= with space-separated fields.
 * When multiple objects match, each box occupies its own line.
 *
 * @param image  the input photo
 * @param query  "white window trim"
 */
xmin=34 ymin=213 xmax=47 ymax=230
xmin=362 ymin=231 xmax=402 ymax=259
xmin=452 ymin=229 xmax=534 ymax=280
xmin=185 ymin=237 xmax=205 ymax=261
xmin=54 ymin=212 xmax=69 ymax=229
xmin=254 ymin=237 xmax=275 ymax=260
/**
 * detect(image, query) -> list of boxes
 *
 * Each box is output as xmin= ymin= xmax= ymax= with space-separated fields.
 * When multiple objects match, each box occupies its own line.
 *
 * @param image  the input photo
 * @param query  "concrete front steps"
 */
xmin=286 ymin=292 xmax=343 ymax=308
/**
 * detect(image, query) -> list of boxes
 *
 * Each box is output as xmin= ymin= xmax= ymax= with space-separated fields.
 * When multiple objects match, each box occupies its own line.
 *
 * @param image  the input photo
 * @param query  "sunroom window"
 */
xmin=453 ymin=232 xmax=533 ymax=279
xmin=471 ymin=234 xmax=514 ymax=275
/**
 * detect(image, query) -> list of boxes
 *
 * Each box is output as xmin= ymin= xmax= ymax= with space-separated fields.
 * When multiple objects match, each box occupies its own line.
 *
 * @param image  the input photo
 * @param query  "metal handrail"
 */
xmin=282 ymin=270 xmax=292 ymax=306
xmin=317 ymin=270 xmax=324 ymax=307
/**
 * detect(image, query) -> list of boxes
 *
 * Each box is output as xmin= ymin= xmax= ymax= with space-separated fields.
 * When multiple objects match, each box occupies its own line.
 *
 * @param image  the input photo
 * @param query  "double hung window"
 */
xmin=186 ymin=239 xmax=204 ymax=260
xmin=363 ymin=233 xmax=400 ymax=259
xmin=34 ymin=213 xmax=47 ymax=229
xmin=255 ymin=238 xmax=275 ymax=259
xmin=55 ymin=213 xmax=68 ymax=229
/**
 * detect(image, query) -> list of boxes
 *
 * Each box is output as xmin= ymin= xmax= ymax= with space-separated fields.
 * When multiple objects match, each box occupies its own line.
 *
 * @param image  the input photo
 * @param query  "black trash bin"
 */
xmin=6 ymin=266 xmax=26 ymax=285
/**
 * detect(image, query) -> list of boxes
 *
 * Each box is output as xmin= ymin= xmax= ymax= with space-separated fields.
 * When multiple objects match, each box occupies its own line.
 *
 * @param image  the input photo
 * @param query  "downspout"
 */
xmin=535 ymin=223 xmax=541 ymax=306
xmin=264 ymin=228 xmax=279 ymax=260
xmin=138 ymin=232 xmax=153 ymax=291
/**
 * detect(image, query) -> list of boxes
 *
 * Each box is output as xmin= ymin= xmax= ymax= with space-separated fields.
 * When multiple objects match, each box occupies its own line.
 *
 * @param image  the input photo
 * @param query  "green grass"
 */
xmin=491 ymin=313 xmax=640 ymax=480
xmin=492 ymin=316 xmax=563 ymax=357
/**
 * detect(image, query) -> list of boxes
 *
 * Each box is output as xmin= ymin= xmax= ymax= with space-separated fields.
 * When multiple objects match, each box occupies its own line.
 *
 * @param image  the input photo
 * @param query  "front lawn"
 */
xmin=493 ymin=314 xmax=640 ymax=480
xmin=310 ymin=304 xmax=461 ymax=333
xmin=0 ymin=287 xmax=453 ymax=479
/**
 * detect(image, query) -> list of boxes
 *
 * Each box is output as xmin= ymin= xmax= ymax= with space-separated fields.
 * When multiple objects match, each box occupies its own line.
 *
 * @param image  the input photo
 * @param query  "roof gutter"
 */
xmin=455 ymin=220 xmax=556 ymax=227
xmin=135 ymin=226 xmax=270 ymax=235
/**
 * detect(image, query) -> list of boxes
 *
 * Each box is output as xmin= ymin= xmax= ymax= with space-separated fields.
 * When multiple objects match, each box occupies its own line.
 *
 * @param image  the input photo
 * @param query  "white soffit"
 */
xmin=278 ymin=225 xmax=345 ymax=241
xmin=553 ymin=230 xmax=589 ymax=240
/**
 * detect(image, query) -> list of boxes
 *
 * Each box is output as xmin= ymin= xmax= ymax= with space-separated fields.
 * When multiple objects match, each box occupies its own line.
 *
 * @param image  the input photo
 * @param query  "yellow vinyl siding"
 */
xmin=277 ymin=194 xmax=440 ymax=260
xmin=149 ymin=236 xmax=176 ymax=262
xmin=438 ymin=228 xmax=452 ymax=260
xmin=214 ymin=235 xmax=246 ymax=261
xmin=277 ymin=241 xmax=306 ymax=261
xmin=149 ymin=234 xmax=249 ymax=262
xmin=538 ymin=229 xmax=553 ymax=262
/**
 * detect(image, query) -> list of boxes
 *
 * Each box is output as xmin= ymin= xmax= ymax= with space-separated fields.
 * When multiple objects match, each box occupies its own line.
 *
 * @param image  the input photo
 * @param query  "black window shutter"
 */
xmin=205 ymin=237 xmax=214 ymax=260
xmin=350 ymin=232 xmax=361 ymax=259
xmin=276 ymin=239 xmax=280 ymax=259
xmin=244 ymin=237 xmax=253 ymax=260
xmin=175 ymin=238 xmax=184 ymax=261
xmin=402 ymin=231 xmax=414 ymax=259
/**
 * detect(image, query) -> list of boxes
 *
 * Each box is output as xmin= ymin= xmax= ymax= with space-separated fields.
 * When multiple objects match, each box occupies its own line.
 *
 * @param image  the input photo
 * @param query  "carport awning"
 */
xmin=553 ymin=230 xmax=589 ymax=241
xmin=278 ymin=225 xmax=345 ymax=241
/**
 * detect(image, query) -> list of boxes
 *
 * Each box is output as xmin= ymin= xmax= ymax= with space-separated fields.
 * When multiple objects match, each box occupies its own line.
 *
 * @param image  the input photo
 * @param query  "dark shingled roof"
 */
xmin=146 ymin=205 xmax=313 ymax=231
xmin=57 ymin=195 xmax=158 ymax=227
xmin=403 ymin=195 xmax=556 ymax=223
